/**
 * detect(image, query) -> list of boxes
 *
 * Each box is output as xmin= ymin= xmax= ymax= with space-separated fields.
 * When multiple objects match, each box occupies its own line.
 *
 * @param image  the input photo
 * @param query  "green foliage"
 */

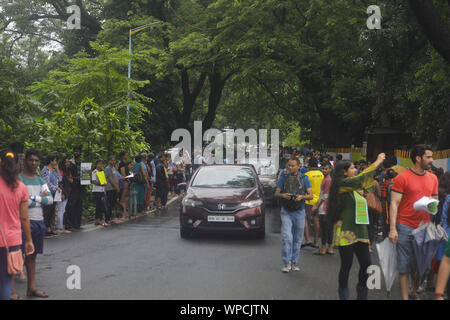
xmin=409 ymin=49 xmax=450 ymax=145
xmin=0 ymin=55 xmax=30 ymax=148
xmin=2 ymin=0 xmax=450 ymax=153
xmin=283 ymin=123 xmax=310 ymax=149
xmin=23 ymin=42 xmax=152 ymax=162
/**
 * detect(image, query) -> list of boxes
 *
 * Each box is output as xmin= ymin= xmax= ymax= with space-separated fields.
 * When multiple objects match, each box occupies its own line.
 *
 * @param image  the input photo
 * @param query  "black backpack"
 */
xmin=280 ymin=172 xmax=305 ymax=212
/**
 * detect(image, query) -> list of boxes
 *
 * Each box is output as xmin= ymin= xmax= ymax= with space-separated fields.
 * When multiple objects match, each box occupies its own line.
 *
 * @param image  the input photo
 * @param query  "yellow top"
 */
xmin=305 ymin=170 xmax=324 ymax=205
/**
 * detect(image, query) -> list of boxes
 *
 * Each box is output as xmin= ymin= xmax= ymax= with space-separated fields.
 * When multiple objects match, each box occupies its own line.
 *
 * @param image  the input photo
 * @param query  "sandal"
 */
xmin=27 ymin=289 xmax=48 ymax=298
xmin=10 ymin=292 xmax=22 ymax=300
xmin=313 ymin=249 xmax=326 ymax=255
xmin=301 ymin=242 xmax=312 ymax=248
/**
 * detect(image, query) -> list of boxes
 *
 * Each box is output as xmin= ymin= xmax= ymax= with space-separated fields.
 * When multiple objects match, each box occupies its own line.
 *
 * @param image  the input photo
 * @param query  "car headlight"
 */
xmin=241 ymin=199 xmax=263 ymax=208
xmin=182 ymin=198 xmax=203 ymax=207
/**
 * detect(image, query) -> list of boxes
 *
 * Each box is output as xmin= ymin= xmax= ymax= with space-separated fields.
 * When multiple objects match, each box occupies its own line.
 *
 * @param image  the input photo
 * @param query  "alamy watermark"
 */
xmin=367 ymin=5 xmax=382 ymax=30
xmin=66 ymin=5 xmax=81 ymax=30
xmin=66 ymin=265 xmax=81 ymax=290
xmin=367 ymin=264 xmax=382 ymax=290
xmin=171 ymin=121 xmax=279 ymax=172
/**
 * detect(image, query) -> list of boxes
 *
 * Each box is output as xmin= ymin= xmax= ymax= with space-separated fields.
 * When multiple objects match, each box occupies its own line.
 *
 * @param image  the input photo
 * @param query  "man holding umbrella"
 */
xmin=389 ymin=144 xmax=438 ymax=300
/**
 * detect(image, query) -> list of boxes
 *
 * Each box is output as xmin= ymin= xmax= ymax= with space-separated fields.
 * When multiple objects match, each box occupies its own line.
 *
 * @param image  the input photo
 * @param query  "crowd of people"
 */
xmin=0 ymin=143 xmax=191 ymax=300
xmin=275 ymin=144 xmax=450 ymax=300
xmin=1 ymin=141 xmax=449 ymax=300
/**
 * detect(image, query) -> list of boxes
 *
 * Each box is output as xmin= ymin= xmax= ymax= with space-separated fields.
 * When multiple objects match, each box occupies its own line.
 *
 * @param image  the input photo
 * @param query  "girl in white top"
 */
xmin=92 ymin=160 xmax=108 ymax=226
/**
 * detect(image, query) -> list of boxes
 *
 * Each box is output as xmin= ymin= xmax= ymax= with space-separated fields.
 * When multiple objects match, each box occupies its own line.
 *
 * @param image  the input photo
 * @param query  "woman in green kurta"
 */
xmin=327 ymin=153 xmax=385 ymax=300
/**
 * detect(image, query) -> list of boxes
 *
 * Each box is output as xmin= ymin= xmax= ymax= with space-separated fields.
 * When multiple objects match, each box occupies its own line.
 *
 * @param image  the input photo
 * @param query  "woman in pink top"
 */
xmin=312 ymin=162 xmax=334 ymax=255
xmin=0 ymin=150 xmax=34 ymax=300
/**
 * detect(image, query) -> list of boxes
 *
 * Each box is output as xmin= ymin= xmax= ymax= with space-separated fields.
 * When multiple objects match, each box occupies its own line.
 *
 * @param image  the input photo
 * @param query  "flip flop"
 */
xmin=10 ymin=292 xmax=22 ymax=300
xmin=313 ymin=250 xmax=326 ymax=255
xmin=326 ymin=251 xmax=334 ymax=255
xmin=27 ymin=289 xmax=48 ymax=298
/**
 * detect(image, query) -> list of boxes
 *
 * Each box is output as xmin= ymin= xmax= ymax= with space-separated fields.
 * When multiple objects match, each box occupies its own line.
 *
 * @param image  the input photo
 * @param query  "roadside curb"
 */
xmin=81 ymin=195 xmax=181 ymax=232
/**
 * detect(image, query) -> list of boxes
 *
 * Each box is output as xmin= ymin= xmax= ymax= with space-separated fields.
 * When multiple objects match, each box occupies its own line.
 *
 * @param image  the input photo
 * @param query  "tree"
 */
xmin=408 ymin=0 xmax=450 ymax=64
xmin=0 ymin=54 xmax=29 ymax=148
xmin=1 ymin=0 xmax=104 ymax=56
xmin=25 ymin=42 xmax=151 ymax=161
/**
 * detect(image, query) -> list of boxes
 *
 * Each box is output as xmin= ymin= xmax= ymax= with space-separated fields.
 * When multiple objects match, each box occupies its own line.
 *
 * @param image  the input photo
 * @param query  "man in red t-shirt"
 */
xmin=389 ymin=144 xmax=438 ymax=300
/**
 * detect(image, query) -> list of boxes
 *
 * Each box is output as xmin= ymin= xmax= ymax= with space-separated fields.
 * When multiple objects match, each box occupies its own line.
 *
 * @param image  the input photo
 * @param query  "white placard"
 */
xmin=80 ymin=163 xmax=92 ymax=185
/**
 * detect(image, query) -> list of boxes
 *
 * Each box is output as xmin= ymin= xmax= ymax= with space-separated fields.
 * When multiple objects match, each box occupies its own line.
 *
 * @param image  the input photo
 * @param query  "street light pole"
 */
xmin=127 ymin=22 xmax=161 ymax=128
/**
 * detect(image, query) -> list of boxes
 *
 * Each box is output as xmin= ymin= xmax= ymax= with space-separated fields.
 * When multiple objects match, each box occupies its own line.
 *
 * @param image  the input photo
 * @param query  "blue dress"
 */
xmin=132 ymin=161 xmax=147 ymax=208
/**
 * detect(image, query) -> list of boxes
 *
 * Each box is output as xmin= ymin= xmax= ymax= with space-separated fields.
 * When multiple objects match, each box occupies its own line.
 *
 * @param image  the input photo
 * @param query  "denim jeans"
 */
xmin=57 ymin=199 xmax=68 ymax=229
xmin=281 ymin=207 xmax=306 ymax=264
xmin=128 ymin=187 xmax=138 ymax=216
xmin=0 ymin=245 xmax=21 ymax=300
xmin=396 ymin=223 xmax=416 ymax=274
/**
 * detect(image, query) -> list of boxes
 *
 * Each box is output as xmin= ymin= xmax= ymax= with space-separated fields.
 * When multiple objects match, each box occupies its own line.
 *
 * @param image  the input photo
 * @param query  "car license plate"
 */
xmin=207 ymin=215 xmax=235 ymax=223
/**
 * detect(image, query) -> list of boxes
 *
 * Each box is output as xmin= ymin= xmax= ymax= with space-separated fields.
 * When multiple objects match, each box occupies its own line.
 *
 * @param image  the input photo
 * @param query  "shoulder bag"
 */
xmin=0 ymin=221 xmax=26 ymax=279
xmin=365 ymin=191 xmax=383 ymax=214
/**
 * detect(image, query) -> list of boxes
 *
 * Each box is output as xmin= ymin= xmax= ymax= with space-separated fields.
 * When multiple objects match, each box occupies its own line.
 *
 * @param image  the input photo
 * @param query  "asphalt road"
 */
xmin=13 ymin=196 xmax=424 ymax=300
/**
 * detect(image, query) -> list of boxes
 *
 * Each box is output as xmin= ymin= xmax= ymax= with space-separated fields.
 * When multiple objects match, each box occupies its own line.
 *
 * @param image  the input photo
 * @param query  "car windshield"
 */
xmin=192 ymin=166 xmax=256 ymax=188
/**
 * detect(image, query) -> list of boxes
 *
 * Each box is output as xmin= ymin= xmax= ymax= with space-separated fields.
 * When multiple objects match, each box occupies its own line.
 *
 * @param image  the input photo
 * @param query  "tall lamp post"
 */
xmin=127 ymin=22 xmax=161 ymax=127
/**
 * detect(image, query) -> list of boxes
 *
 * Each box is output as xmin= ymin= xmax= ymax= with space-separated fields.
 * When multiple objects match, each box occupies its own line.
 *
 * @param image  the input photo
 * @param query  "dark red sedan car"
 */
xmin=179 ymin=164 xmax=265 ymax=239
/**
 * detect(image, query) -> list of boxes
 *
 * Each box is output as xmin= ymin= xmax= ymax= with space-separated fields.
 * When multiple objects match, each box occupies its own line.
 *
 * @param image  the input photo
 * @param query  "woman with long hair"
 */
xmin=132 ymin=155 xmax=149 ymax=213
xmin=56 ymin=156 xmax=72 ymax=234
xmin=118 ymin=151 xmax=130 ymax=219
xmin=40 ymin=154 xmax=61 ymax=237
xmin=326 ymin=153 xmax=385 ymax=300
xmin=0 ymin=150 xmax=34 ymax=300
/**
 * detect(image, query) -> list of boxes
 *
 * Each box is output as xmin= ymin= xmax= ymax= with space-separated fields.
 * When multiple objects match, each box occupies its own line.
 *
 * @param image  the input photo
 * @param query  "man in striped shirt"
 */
xmin=18 ymin=148 xmax=53 ymax=298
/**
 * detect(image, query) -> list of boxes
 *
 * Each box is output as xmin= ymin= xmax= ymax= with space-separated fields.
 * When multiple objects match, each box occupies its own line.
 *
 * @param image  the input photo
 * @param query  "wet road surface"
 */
xmin=13 ymin=196 xmax=416 ymax=300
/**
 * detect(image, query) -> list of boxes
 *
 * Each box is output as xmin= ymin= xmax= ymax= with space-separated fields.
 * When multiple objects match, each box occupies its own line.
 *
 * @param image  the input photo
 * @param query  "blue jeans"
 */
xmin=0 ymin=245 xmax=21 ymax=300
xmin=281 ymin=207 xmax=306 ymax=264
xmin=396 ymin=223 xmax=416 ymax=274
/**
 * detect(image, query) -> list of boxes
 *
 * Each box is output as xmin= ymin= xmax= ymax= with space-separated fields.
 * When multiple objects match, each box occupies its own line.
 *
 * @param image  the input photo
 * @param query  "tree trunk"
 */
xmin=408 ymin=0 xmax=450 ymax=64
xmin=437 ymin=106 xmax=450 ymax=150
xmin=179 ymin=69 xmax=207 ymax=129
xmin=376 ymin=56 xmax=390 ymax=128
xmin=202 ymin=70 xmax=234 ymax=131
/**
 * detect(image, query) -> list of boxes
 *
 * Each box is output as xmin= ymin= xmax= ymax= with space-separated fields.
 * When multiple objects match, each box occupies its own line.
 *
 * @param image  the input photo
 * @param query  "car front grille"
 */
xmin=199 ymin=202 xmax=242 ymax=214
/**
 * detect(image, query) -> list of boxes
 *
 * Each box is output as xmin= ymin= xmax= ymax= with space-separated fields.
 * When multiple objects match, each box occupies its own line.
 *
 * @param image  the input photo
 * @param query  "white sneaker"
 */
xmin=291 ymin=263 xmax=300 ymax=271
xmin=281 ymin=262 xmax=291 ymax=273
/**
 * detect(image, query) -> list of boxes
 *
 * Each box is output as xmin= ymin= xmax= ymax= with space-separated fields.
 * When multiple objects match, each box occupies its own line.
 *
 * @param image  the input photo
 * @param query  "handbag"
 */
xmin=135 ymin=171 xmax=146 ymax=184
xmin=365 ymin=191 xmax=383 ymax=214
xmin=0 ymin=221 xmax=26 ymax=279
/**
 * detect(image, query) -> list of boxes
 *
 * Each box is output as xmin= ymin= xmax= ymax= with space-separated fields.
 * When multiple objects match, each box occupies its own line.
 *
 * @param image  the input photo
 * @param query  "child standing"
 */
xmin=92 ymin=160 xmax=108 ymax=227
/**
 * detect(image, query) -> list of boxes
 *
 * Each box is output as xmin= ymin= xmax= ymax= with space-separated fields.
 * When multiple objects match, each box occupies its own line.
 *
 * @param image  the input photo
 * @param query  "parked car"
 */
xmin=179 ymin=164 xmax=265 ymax=239
xmin=247 ymin=159 xmax=278 ymax=207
